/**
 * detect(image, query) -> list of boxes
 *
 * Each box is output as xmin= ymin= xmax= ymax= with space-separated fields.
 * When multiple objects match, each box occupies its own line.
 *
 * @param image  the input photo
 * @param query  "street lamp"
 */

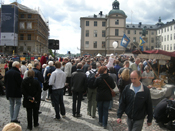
xmin=112 ymin=41 xmax=118 ymax=55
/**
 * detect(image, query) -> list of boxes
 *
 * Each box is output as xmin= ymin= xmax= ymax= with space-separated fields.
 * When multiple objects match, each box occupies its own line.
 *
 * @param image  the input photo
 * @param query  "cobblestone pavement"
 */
xmin=0 ymin=94 xmax=170 ymax=131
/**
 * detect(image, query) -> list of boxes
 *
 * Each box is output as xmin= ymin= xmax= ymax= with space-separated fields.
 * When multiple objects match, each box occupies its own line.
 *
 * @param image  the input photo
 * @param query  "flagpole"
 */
xmin=132 ymin=42 xmax=159 ymax=79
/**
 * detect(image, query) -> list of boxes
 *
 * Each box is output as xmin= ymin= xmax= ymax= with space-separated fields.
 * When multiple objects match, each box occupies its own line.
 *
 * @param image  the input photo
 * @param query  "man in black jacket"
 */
xmin=5 ymin=61 xmax=22 ymax=123
xmin=71 ymin=63 xmax=87 ymax=117
xmin=33 ymin=62 xmax=44 ymax=114
xmin=82 ymin=60 xmax=90 ymax=73
xmin=117 ymin=70 xmax=153 ymax=131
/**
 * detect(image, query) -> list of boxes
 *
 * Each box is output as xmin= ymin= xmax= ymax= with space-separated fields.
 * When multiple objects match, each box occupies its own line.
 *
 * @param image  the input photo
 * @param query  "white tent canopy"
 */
xmin=96 ymin=53 xmax=102 ymax=56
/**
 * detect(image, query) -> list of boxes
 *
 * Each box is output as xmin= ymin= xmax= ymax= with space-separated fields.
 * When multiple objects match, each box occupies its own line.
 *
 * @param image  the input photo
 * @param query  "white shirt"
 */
xmin=21 ymin=65 xmax=27 ymax=75
xmin=49 ymin=69 xmax=66 ymax=90
xmin=86 ymin=69 xmax=97 ymax=77
xmin=64 ymin=62 xmax=72 ymax=77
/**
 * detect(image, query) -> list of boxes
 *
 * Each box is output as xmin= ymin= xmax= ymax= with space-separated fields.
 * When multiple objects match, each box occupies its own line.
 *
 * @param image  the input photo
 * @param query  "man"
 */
xmin=40 ymin=53 xmax=47 ymax=68
xmin=130 ymin=58 xmax=141 ymax=72
xmin=86 ymin=62 xmax=97 ymax=118
xmin=118 ymin=60 xmax=132 ymax=78
xmin=71 ymin=63 xmax=87 ymax=117
xmin=82 ymin=60 xmax=90 ymax=73
xmin=33 ymin=62 xmax=44 ymax=114
xmin=71 ymin=59 xmax=79 ymax=73
xmin=117 ymin=70 xmax=153 ymax=131
xmin=49 ymin=61 xmax=66 ymax=120
xmin=114 ymin=60 xmax=121 ymax=81
xmin=64 ymin=58 xmax=72 ymax=96
xmin=5 ymin=61 xmax=22 ymax=123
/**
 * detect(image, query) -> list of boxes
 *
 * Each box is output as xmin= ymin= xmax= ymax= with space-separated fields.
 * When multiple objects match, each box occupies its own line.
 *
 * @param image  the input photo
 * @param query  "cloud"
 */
xmin=5 ymin=0 xmax=175 ymax=54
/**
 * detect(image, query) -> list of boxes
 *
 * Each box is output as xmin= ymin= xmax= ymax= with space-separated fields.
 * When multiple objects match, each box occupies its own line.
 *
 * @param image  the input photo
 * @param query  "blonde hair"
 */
xmin=2 ymin=123 xmax=22 ymax=131
xmin=121 ymin=69 xmax=130 ymax=81
xmin=27 ymin=63 xmax=33 ymax=70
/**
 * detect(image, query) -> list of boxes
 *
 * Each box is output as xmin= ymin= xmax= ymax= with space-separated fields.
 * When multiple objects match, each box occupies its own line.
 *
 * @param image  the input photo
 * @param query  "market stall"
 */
xmin=133 ymin=50 xmax=175 ymax=107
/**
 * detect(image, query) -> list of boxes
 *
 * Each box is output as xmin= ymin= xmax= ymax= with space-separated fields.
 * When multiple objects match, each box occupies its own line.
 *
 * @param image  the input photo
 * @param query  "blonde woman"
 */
xmin=23 ymin=63 xmax=33 ymax=79
xmin=118 ymin=69 xmax=131 ymax=100
xmin=2 ymin=123 xmax=22 ymax=131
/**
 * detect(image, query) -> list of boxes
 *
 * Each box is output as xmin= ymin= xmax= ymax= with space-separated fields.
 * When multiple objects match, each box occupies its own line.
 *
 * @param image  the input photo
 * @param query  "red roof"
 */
xmin=132 ymin=50 xmax=175 ymax=57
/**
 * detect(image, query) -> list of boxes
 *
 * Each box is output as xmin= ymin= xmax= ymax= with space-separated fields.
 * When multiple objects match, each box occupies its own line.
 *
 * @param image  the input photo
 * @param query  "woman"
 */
xmin=23 ymin=63 xmax=33 ymax=79
xmin=94 ymin=66 xmax=115 ymax=129
xmin=21 ymin=69 xmax=41 ymax=130
xmin=142 ymin=66 xmax=154 ymax=87
xmin=118 ymin=69 xmax=131 ymax=100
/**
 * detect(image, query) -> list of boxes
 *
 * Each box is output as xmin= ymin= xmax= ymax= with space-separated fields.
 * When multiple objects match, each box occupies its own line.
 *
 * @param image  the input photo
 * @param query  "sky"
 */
xmin=3 ymin=0 xmax=175 ymax=54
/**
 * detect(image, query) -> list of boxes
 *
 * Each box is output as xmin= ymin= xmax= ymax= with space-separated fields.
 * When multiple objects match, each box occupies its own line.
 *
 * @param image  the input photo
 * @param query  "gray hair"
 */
xmin=48 ymin=61 xmax=53 ymax=66
xmin=96 ymin=62 xmax=101 ymax=68
xmin=12 ymin=61 xmax=20 ymax=67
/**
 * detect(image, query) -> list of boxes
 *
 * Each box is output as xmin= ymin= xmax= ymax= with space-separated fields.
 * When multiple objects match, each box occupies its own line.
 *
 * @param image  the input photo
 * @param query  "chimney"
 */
xmin=139 ymin=22 xmax=142 ymax=26
xmin=99 ymin=11 xmax=103 ymax=16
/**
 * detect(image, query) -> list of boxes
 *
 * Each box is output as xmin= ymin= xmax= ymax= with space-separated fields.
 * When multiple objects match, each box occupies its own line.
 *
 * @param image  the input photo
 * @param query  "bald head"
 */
xmin=130 ymin=70 xmax=141 ymax=86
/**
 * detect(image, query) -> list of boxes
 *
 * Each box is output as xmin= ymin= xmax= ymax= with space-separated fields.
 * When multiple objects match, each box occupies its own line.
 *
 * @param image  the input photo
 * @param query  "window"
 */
xmin=86 ymin=21 xmax=89 ymax=26
xmin=86 ymin=30 xmax=89 ymax=37
xmin=151 ymin=38 xmax=154 ymax=43
xmin=102 ymin=30 xmax=106 ymax=37
xmin=174 ymin=25 xmax=175 ymax=29
xmin=164 ymin=36 xmax=166 ymax=41
xmin=102 ymin=22 xmax=106 ymax=27
xmin=28 ymin=14 xmax=32 ymax=18
xmin=174 ymin=44 xmax=175 ymax=50
xmin=170 ymin=26 xmax=172 ymax=31
xmin=21 ymin=14 xmax=24 ymax=18
xmin=159 ymin=30 xmax=160 ymax=34
xmin=174 ymin=33 xmax=175 ymax=40
xmin=85 ymin=41 xmax=89 ymax=48
xmin=27 ymin=46 xmax=31 ymax=52
xmin=115 ymin=29 xmax=119 ymax=36
xmin=28 ymin=34 xmax=31 ymax=40
xmin=139 ymin=32 xmax=142 ymax=35
xmin=134 ymin=30 xmax=136 ymax=34
xmin=167 ymin=35 xmax=169 ymax=41
xmin=164 ymin=45 xmax=166 ymax=50
xmin=94 ymin=30 xmax=97 ymax=37
xmin=170 ymin=44 xmax=172 ymax=50
xmin=27 ymin=22 xmax=32 ymax=29
xmin=151 ymin=32 xmax=154 ymax=35
xmin=167 ymin=27 xmax=169 ymax=32
xmin=167 ymin=45 xmax=169 ymax=50
xmin=94 ymin=21 xmax=97 ymax=26
xmin=161 ymin=36 xmax=163 ymax=42
xmin=170 ymin=34 xmax=172 ymax=40
xmin=133 ymin=37 xmax=136 ymax=42
xmin=93 ymin=41 xmax=97 ymax=48
xmin=102 ymin=41 xmax=105 ymax=48
xmin=164 ymin=28 xmax=166 ymax=32
xmin=161 ymin=29 xmax=163 ymax=33
xmin=20 ymin=34 xmax=24 ymax=40
xmin=19 ymin=46 xmax=23 ymax=52
xmin=115 ymin=19 xmax=119 ymax=25
xmin=127 ymin=30 xmax=130 ymax=34
xmin=20 ymin=22 xmax=25 ymax=29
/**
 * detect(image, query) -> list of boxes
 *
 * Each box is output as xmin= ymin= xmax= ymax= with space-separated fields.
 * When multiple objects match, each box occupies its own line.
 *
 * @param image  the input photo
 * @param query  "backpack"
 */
xmin=87 ymin=70 xmax=97 ymax=89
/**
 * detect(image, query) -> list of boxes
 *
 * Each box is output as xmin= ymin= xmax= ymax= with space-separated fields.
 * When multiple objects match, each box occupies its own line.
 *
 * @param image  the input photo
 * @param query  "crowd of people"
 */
xmin=1 ymin=53 xmax=175 ymax=131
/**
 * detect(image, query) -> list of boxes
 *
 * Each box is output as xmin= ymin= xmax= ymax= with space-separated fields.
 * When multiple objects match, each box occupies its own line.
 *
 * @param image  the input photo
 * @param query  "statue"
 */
xmin=142 ymin=27 xmax=146 ymax=36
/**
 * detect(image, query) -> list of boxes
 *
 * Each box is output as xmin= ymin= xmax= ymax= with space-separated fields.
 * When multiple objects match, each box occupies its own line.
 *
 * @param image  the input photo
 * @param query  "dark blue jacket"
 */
xmin=33 ymin=68 xmax=44 ymax=88
xmin=45 ymin=66 xmax=56 ymax=80
xmin=5 ymin=67 xmax=22 ymax=98
xmin=117 ymin=83 xmax=153 ymax=123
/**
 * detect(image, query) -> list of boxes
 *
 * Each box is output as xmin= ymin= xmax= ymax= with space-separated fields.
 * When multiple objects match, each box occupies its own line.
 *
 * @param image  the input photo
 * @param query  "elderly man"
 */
xmin=5 ymin=61 xmax=22 ymax=123
xmin=130 ymin=58 xmax=141 ymax=72
xmin=117 ymin=70 xmax=153 ymax=131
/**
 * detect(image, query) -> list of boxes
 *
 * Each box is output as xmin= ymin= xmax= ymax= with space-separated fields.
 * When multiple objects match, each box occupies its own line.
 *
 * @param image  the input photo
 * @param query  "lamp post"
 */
xmin=112 ymin=41 xmax=118 ymax=55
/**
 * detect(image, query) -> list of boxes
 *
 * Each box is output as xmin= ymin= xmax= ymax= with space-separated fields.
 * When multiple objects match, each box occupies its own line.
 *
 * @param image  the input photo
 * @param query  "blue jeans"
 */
xmin=9 ymin=97 xmax=21 ymax=121
xmin=97 ymin=101 xmax=110 ymax=127
xmin=51 ymin=88 xmax=65 ymax=119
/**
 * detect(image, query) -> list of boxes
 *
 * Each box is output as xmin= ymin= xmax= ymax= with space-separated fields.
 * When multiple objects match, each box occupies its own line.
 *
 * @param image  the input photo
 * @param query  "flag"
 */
xmin=139 ymin=37 xmax=145 ymax=51
xmin=120 ymin=34 xmax=130 ymax=48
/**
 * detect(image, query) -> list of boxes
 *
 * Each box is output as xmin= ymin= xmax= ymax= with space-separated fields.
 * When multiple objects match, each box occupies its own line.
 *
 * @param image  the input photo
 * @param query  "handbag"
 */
xmin=113 ymin=81 xmax=119 ymax=94
xmin=43 ymin=79 xmax=52 ymax=91
xmin=103 ymin=79 xmax=116 ymax=97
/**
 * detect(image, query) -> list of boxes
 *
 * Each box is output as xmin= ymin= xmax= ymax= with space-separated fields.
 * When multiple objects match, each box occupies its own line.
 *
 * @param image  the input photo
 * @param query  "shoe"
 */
xmin=38 ymin=111 xmax=42 ymax=114
xmin=62 ymin=115 xmax=66 ymax=118
xmin=54 ymin=117 xmax=61 ymax=121
xmin=98 ymin=122 xmax=102 ymax=126
xmin=104 ymin=126 xmax=107 ymax=129
xmin=72 ymin=114 xmax=76 ymax=117
xmin=92 ymin=116 xmax=96 ymax=118
xmin=41 ymin=99 xmax=45 ymax=101
xmin=11 ymin=120 xmax=20 ymax=123
xmin=27 ymin=127 xmax=32 ymax=130
xmin=34 ymin=123 xmax=39 ymax=127
xmin=77 ymin=114 xmax=82 ymax=117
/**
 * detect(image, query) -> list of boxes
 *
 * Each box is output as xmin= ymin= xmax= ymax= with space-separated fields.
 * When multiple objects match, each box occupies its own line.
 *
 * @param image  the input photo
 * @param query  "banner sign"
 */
xmin=138 ymin=54 xmax=171 ymax=60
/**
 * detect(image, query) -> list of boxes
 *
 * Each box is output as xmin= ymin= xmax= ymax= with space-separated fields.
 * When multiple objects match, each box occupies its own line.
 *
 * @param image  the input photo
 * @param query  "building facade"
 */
xmin=80 ymin=0 xmax=175 ymax=56
xmin=0 ymin=2 xmax=49 ymax=56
